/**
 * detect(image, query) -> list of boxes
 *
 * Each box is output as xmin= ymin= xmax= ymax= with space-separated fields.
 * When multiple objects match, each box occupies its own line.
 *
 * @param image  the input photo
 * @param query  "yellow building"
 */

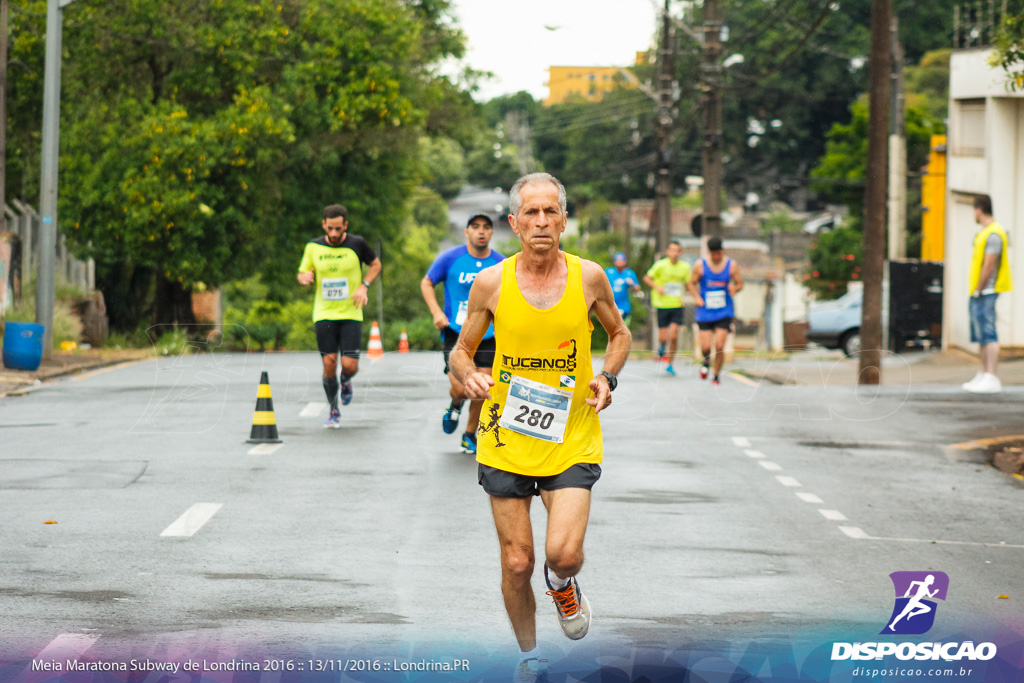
xmin=920 ymin=135 xmax=947 ymax=262
xmin=543 ymin=52 xmax=648 ymax=106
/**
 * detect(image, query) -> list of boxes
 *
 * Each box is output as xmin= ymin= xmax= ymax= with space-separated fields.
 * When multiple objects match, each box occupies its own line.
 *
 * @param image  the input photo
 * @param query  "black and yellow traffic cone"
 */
xmin=247 ymin=371 xmax=282 ymax=443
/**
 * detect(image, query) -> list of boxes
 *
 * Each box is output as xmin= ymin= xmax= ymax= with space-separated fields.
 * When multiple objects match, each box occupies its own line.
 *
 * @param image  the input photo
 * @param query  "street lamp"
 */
xmin=35 ymin=0 xmax=74 ymax=358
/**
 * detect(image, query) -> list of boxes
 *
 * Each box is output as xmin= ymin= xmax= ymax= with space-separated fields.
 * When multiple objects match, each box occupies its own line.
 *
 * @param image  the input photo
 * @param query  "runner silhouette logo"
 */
xmin=881 ymin=571 xmax=949 ymax=635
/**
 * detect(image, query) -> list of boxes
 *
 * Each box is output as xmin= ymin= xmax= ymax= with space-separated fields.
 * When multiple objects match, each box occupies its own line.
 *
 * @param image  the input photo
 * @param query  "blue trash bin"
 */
xmin=2 ymin=321 xmax=46 ymax=371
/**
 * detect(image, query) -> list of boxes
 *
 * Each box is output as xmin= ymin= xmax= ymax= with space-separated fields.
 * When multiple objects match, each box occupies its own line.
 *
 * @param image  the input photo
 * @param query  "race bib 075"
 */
xmin=321 ymin=277 xmax=349 ymax=301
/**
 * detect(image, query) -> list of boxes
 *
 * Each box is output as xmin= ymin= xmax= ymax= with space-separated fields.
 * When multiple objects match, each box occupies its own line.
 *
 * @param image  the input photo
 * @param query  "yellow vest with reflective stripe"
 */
xmin=477 ymin=253 xmax=603 ymax=477
xmin=969 ymin=222 xmax=1013 ymax=294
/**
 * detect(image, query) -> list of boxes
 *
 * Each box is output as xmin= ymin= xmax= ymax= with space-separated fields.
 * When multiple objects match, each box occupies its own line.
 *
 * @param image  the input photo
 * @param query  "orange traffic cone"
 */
xmin=247 ymin=371 xmax=282 ymax=443
xmin=398 ymin=329 xmax=409 ymax=353
xmin=367 ymin=321 xmax=384 ymax=359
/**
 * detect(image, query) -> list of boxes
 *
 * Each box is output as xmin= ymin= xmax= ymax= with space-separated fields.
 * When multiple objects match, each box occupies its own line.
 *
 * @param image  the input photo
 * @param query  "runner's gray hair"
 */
xmin=509 ymin=173 xmax=567 ymax=215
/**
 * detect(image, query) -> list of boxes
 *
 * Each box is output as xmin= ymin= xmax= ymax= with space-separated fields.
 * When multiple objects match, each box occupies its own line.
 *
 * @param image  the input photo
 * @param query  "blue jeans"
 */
xmin=969 ymin=293 xmax=998 ymax=345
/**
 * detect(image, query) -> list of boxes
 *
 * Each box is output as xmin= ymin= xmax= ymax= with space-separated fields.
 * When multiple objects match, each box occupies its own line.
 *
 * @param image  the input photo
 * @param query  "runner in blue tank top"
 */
xmin=604 ymin=252 xmax=642 ymax=325
xmin=687 ymin=237 xmax=743 ymax=385
xmin=421 ymin=214 xmax=505 ymax=453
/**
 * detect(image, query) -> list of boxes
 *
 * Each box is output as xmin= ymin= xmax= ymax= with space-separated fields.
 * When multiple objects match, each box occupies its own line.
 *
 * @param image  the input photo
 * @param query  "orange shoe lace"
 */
xmin=546 ymin=583 xmax=580 ymax=616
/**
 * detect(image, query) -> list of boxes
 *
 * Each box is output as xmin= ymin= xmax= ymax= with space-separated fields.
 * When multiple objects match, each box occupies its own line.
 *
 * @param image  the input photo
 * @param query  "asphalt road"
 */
xmin=1 ymin=351 xmax=1021 ymax=675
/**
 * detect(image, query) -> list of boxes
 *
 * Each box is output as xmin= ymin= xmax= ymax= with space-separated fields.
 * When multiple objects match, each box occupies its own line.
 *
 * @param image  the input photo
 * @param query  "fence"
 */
xmin=1 ymin=201 xmax=94 ymax=314
xmin=954 ymin=0 xmax=1011 ymax=49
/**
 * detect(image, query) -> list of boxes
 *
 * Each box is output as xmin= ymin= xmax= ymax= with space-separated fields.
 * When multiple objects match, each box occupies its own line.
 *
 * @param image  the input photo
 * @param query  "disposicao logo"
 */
xmin=831 ymin=572 xmax=997 ymax=663
xmin=882 ymin=571 xmax=948 ymax=635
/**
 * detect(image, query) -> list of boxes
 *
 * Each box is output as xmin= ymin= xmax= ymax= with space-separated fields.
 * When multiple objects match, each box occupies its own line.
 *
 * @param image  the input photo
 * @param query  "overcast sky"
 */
xmin=450 ymin=0 xmax=660 ymax=102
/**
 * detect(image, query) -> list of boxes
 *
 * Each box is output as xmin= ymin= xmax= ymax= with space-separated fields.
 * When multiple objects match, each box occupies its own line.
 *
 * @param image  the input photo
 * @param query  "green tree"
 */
xmin=810 ymin=96 xmax=943 ymax=219
xmin=9 ymin=0 xmax=474 ymax=331
xmin=905 ymin=49 xmax=951 ymax=121
xmin=990 ymin=3 xmax=1024 ymax=91
xmin=419 ymin=136 xmax=467 ymax=200
xmin=806 ymin=227 xmax=863 ymax=300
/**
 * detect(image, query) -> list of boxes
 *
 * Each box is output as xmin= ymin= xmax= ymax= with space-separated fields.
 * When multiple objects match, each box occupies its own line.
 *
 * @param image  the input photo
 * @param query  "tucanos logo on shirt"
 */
xmin=502 ymin=339 xmax=578 ymax=372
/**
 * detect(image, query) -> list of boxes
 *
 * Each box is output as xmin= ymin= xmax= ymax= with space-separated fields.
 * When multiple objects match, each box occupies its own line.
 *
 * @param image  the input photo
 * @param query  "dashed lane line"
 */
xmin=775 ymin=475 xmax=802 ymax=487
xmin=839 ymin=526 xmax=871 ymax=539
xmin=818 ymin=509 xmax=849 ymax=521
xmin=160 ymin=503 xmax=223 ymax=537
xmin=796 ymin=492 xmax=825 ymax=504
xmin=299 ymin=402 xmax=327 ymax=418
xmin=758 ymin=461 xmax=783 ymax=471
xmin=743 ymin=449 xmax=766 ymax=459
xmin=732 ymin=437 xmax=752 ymax=448
xmin=247 ymin=443 xmax=282 ymax=455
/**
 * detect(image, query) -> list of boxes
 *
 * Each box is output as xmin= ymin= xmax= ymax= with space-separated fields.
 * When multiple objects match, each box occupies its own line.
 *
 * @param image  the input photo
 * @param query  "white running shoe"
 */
xmin=961 ymin=372 xmax=983 ymax=390
xmin=966 ymin=373 xmax=1002 ymax=394
xmin=544 ymin=564 xmax=591 ymax=640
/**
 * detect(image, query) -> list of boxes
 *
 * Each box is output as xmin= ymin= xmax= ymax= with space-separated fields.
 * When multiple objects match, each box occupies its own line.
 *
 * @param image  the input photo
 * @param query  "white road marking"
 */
xmin=775 ymin=476 xmax=802 ymax=487
xmin=732 ymin=437 xmax=751 ymax=448
xmin=299 ymin=402 xmax=327 ymax=418
xmin=160 ymin=503 xmax=223 ymax=537
xmin=796 ymin=492 xmax=824 ymax=504
xmin=819 ymin=509 xmax=849 ymax=521
xmin=744 ymin=449 xmax=766 ymax=459
xmin=840 ymin=526 xmax=871 ymax=539
xmin=758 ymin=461 xmax=783 ymax=471
xmin=839 ymin=526 xmax=1024 ymax=548
xmin=247 ymin=443 xmax=282 ymax=456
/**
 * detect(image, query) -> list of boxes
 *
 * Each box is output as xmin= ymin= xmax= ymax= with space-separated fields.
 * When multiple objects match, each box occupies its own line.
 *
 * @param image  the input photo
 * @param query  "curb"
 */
xmin=0 ymin=357 xmax=147 ymax=398
xmin=730 ymin=368 xmax=793 ymax=386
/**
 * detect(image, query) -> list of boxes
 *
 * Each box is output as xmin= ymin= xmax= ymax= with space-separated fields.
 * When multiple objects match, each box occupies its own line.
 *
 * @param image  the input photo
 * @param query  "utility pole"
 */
xmin=36 ymin=0 xmax=72 ymax=358
xmin=887 ymin=16 xmax=906 ymax=261
xmin=505 ymin=110 xmax=536 ymax=176
xmin=700 ymin=0 xmax=724 ymax=240
xmin=653 ymin=0 xmax=677 ymax=253
xmin=859 ymin=0 xmax=892 ymax=385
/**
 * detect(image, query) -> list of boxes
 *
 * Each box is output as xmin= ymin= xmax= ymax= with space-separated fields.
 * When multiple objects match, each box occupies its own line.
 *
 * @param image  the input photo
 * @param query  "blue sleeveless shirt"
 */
xmin=696 ymin=258 xmax=734 ymax=322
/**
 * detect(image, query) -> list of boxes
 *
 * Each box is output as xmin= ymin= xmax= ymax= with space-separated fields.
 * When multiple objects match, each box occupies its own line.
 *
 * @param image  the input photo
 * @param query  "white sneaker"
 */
xmin=544 ymin=565 xmax=591 ymax=640
xmin=967 ymin=373 xmax=1002 ymax=394
xmin=961 ymin=372 xmax=983 ymax=390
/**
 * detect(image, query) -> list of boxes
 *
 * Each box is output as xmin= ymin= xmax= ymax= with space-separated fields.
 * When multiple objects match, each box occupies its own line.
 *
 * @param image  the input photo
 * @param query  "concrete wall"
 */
xmin=945 ymin=49 xmax=1023 ymax=349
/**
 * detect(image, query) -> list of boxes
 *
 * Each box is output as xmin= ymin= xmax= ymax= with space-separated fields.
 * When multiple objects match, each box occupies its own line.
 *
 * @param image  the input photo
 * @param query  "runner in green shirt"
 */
xmin=643 ymin=241 xmax=691 ymax=376
xmin=297 ymin=204 xmax=381 ymax=428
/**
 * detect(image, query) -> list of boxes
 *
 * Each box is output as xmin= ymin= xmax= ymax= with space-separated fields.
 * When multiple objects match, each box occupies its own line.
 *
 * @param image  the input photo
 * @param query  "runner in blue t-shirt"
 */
xmin=421 ymin=214 xmax=505 ymax=454
xmin=604 ymin=252 xmax=642 ymax=325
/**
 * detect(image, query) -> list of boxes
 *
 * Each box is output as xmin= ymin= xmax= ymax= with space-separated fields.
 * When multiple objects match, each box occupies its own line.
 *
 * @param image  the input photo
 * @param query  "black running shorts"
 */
xmin=697 ymin=317 xmax=733 ymax=332
xmin=314 ymin=319 xmax=362 ymax=359
xmin=442 ymin=327 xmax=497 ymax=374
xmin=478 ymin=463 xmax=602 ymax=498
xmin=656 ymin=307 xmax=684 ymax=328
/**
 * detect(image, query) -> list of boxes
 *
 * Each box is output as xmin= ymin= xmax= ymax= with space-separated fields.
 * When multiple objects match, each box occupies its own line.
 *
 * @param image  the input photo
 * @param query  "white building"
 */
xmin=945 ymin=48 xmax=1023 ymax=350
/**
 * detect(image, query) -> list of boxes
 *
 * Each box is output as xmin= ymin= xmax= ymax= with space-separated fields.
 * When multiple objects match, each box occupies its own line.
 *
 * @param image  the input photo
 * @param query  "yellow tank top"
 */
xmin=477 ymin=252 xmax=603 ymax=477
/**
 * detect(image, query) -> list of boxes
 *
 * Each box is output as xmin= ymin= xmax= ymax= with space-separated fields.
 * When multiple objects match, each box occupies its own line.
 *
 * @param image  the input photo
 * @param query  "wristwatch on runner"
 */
xmin=362 ymin=280 xmax=372 ymax=288
xmin=598 ymin=371 xmax=618 ymax=391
